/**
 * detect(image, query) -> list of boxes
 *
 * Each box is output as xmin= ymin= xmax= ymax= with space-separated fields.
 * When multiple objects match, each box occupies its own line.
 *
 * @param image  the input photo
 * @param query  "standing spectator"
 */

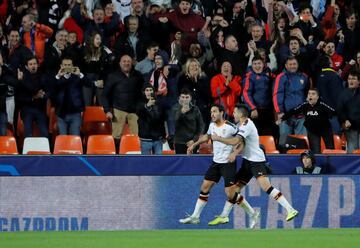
xmin=21 ymin=14 xmax=53 ymax=65
xmin=155 ymin=0 xmax=205 ymax=50
xmin=3 ymin=28 xmax=32 ymax=125
xmin=291 ymin=3 xmax=324 ymax=42
xmin=82 ymin=32 xmax=113 ymax=106
xmin=137 ymin=83 xmax=166 ymax=155
xmin=44 ymin=29 xmax=69 ymax=78
xmin=279 ymin=88 xmax=335 ymax=154
xmin=135 ymin=42 xmax=159 ymax=82
xmin=52 ymin=57 xmax=86 ymax=135
xmin=113 ymin=15 xmax=148 ymax=62
xmin=210 ymin=23 xmax=246 ymax=76
xmin=341 ymin=50 xmax=360 ymax=79
xmin=210 ymin=61 xmax=241 ymax=120
xmin=273 ymin=56 xmax=309 ymax=147
xmin=16 ymin=56 xmax=48 ymax=137
xmin=71 ymin=1 xmax=120 ymax=47
xmin=172 ymin=88 xmax=204 ymax=154
xmin=341 ymin=9 xmax=360 ymax=63
xmin=337 ymin=70 xmax=360 ymax=153
xmin=243 ymin=56 xmax=275 ymax=136
xmin=63 ymin=31 xmax=84 ymax=69
xmin=177 ymin=58 xmax=211 ymax=126
xmin=316 ymin=55 xmax=344 ymax=134
xmin=320 ymin=0 xmax=341 ymax=40
xmin=103 ymin=54 xmax=143 ymax=140
xmin=123 ymin=0 xmax=152 ymax=38
xmin=0 ymin=54 xmax=17 ymax=136
xmin=4 ymin=29 xmax=33 ymax=71
xmin=320 ymin=40 xmax=343 ymax=72
xmin=246 ymin=23 xmax=271 ymax=54
xmin=278 ymin=32 xmax=314 ymax=74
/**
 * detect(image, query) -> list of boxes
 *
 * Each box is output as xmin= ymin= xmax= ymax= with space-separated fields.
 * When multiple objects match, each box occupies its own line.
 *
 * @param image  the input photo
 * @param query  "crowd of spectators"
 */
xmin=1 ymin=0 xmax=360 ymax=154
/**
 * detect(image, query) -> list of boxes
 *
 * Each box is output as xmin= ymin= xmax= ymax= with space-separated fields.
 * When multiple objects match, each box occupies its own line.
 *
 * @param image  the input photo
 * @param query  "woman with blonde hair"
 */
xmin=177 ymin=58 xmax=211 ymax=126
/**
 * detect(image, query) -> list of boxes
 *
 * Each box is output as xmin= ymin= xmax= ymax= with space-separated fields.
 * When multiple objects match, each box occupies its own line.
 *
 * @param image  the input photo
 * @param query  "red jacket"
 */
xmin=23 ymin=23 xmax=53 ymax=65
xmin=331 ymin=53 xmax=343 ymax=72
xmin=0 ymin=0 xmax=8 ymax=26
xmin=156 ymin=8 xmax=205 ymax=50
xmin=210 ymin=74 xmax=242 ymax=117
xmin=64 ymin=17 xmax=84 ymax=44
xmin=321 ymin=6 xmax=338 ymax=40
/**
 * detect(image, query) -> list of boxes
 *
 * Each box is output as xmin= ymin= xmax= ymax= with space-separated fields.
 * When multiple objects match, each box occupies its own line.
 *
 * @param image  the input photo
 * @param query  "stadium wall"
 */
xmin=0 ymin=175 xmax=359 ymax=231
xmin=1 ymin=155 xmax=360 ymax=175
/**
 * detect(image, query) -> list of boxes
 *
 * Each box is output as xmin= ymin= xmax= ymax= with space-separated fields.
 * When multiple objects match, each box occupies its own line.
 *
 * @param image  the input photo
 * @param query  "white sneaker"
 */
xmin=179 ymin=215 xmax=200 ymax=224
xmin=249 ymin=210 xmax=260 ymax=229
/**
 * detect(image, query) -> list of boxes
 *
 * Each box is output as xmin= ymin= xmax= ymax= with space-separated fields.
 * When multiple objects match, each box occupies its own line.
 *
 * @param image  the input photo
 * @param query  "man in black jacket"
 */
xmin=172 ymin=88 xmax=205 ymax=154
xmin=103 ymin=54 xmax=143 ymax=140
xmin=137 ymin=83 xmax=165 ymax=155
xmin=279 ymin=88 xmax=335 ymax=154
xmin=52 ymin=57 xmax=86 ymax=135
xmin=337 ymin=70 xmax=360 ymax=153
xmin=3 ymin=29 xmax=32 ymax=126
xmin=16 ymin=56 xmax=48 ymax=137
xmin=0 ymin=55 xmax=17 ymax=136
xmin=317 ymin=55 xmax=344 ymax=134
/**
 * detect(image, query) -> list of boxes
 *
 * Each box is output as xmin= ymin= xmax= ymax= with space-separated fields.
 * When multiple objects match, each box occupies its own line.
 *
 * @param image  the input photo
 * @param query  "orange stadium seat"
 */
xmin=287 ymin=134 xmax=309 ymax=148
xmin=352 ymin=149 xmax=360 ymax=154
xmin=82 ymin=106 xmax=112 ymax=143
xmin=259 ymin=136 xmax=279 ymax=154
xmin=198 ymin=143 xmax=213 ymax=154
xmin=333 ymin=135 xmax=342 ymax=150
xmin=162 ymin=150 xmax=175 ymax=155
xmin=87 ymin=135 xmax=116 ymax=155
xmin=322 ymin=149 xmax=347 ymax=154
xmin=286 ymin=149 xmax=307 ymax=154
xmin=119 ymin=134 xmax=141 ymax=154
xmin=54 ymin=135 xmax=83 ymax=154
xmin=82 ymin=106 xmax=108 ymax=122
xmin=0 ymin=136 xmax=19 ymax=154
xmin=320 ymin=134 xmax=343 ymax=152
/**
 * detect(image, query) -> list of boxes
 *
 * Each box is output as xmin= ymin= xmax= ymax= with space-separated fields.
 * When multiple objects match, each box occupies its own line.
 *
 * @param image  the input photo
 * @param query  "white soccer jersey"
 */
xmin=207 ymin=121 xmax=238 ymax=163
xmin=237 ymin=119 xmax=266 ymax=162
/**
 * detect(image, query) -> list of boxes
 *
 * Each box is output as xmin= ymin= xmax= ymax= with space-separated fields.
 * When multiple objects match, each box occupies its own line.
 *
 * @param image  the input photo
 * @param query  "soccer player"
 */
xmin=211 ymin=104 xmax=299 ymax=223
xmin=179 ymin=104 xmax=258 ymax=226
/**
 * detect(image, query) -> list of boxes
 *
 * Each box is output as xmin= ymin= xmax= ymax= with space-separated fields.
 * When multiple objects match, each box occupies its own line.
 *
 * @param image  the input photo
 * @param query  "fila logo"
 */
xmin=307 ymin=111 xmax=319 ymax=116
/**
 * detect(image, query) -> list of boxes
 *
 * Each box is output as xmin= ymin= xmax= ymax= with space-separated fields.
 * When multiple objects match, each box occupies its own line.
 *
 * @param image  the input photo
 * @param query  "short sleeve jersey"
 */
xmin=207 ymin=121 xmax=238 ymax=163
xmin=237 ymin=118 xmax=266 ymax=162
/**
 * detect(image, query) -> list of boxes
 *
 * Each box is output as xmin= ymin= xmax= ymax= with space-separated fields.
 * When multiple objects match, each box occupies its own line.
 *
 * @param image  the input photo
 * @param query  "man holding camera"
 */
xmin=136 ymin=83 xmax=166 ymax=155
xmin=172 ymin=88 xmax=204 ymax=154
xmin=52 ymin=57 xmax=86 ymax=135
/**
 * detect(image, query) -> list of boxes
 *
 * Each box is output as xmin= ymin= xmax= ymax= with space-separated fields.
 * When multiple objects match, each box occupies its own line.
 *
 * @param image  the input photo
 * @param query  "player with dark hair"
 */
xmin=211 ymin=103 xmax=299 ymax=223
xmin=179 ymin=104 xmax=257 ymax=225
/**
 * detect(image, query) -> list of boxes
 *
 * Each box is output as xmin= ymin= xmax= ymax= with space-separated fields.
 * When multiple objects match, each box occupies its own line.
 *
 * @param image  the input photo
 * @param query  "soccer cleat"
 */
xmin=179 ymin=215 xmax=200 ymax=224
xmin=286 ymin=209 xmax=299 ymax=221
xmin=249 ymin=210 xmax=260 ymax=229
xmin=208 ymin=216 xmax=229 ymax=226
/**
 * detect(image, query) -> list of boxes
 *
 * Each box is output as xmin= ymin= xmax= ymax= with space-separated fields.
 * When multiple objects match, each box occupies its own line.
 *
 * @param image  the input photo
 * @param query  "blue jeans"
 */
xmin=330 ymin=116 xmax=342 ymax=135
xmin=140 ymin=140 xmax=163 ymax=155
xmin=345 ymin=129 xmax=360 ymax=153
xmin=279 ymin=117 xmax=307 ymax=145
xmin=0 ymin=112 xmax=7 ymax=136
xmin=21 ymin=107 xmax=48 ymax=137
xmin=57 ymin=113 xmax=82 ymax=135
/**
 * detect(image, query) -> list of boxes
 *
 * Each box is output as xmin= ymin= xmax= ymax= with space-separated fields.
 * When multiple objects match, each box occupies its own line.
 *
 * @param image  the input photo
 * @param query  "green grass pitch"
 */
xmin=1 ymin=229 xmax=359 ymax=248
